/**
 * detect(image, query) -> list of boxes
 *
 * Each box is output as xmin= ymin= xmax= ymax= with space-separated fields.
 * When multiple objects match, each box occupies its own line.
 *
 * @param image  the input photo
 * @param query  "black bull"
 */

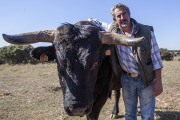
xmin=2 ymin=21 xmax=144 ymax=120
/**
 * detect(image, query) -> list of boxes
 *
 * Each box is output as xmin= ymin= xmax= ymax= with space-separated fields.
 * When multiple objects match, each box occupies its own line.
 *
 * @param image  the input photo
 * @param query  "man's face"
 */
xmin=113 ymin=7 xmax=130 ymax=28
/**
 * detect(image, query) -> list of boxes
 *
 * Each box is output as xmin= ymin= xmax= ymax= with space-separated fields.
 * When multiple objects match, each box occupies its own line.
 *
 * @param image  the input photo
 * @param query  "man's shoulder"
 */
xmin=131 ymin=18 xmax=154 ymax=33
xmin=108 ymin=22 xmax=119 ymax=32
xmin=137 ymin=23 xmax=154 ymax=32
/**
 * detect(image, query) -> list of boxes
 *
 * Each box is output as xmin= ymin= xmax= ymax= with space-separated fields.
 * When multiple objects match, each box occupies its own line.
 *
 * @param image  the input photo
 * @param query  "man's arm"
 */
xmin=87 ymin=18 xmax=111 ymax=31
xmin=150 ymin=31 xmax=163 ymax=97
xmin=153 ymin=68 xmax=163 ymax=97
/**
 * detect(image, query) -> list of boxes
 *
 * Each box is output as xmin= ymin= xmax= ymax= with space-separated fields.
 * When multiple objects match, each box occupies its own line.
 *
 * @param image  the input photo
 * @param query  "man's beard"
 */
xmin=120 ymin=19 xmax=129 ymax=28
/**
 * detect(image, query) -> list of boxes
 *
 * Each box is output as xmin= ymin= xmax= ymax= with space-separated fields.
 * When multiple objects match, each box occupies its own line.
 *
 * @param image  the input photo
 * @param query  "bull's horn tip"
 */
xmin=2 ymin=33 xmax=8 ymax=40
xmin=2 ymin=33 xmax=6 ymax=37
xmin=2 ymin=34 xmax=13 ymax=44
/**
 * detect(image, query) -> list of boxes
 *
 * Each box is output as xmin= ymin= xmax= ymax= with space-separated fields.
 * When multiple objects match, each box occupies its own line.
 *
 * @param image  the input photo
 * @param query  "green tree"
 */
xmin=160 ymin=48 xmax=174 ymax=61
xmin=0 ymin=45 xmax=38 ymax=64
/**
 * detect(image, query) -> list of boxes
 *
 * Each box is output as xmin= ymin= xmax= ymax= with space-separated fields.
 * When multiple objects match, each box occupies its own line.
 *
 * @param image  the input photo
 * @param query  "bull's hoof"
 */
xmin=110 ymin=114 xmax=118 ymax=119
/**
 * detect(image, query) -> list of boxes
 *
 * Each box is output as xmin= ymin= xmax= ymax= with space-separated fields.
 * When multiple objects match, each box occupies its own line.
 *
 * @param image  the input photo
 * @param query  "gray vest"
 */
xmin=109 ymin=18 xmax=155 ymax=88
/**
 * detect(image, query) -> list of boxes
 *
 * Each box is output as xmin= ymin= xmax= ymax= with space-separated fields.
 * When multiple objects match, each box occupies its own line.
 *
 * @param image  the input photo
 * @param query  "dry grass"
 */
xmin=0 ymin=61 xmax=180 ymax=120
xmin=173 ymin=55 xmax=180 ymax=61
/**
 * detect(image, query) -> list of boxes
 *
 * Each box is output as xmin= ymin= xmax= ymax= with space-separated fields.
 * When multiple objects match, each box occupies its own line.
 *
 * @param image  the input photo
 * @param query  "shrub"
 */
xmin=178 ymin=51 xmax=180 ymax=55
xmin=0 ymin=59 xmax=5 ymax=64
xmin=0 ymin=45 xmax=38 ymax=64
xmin=160 ymin=48 xmax=174 ymax=61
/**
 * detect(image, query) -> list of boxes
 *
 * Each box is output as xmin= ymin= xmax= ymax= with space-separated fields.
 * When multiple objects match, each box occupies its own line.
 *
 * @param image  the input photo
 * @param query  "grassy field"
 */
xmin=0 ymin=61 xmax=180 ymax=120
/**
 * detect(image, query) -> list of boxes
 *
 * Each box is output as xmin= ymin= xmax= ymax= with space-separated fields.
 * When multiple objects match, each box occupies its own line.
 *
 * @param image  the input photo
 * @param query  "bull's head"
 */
xmin=2 ymin=21 xmax=144 ymax=116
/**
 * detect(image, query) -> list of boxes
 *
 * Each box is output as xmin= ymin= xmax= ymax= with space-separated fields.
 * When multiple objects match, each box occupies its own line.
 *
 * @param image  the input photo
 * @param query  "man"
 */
xmin=88 ymin=3 xmax=163 ymax=120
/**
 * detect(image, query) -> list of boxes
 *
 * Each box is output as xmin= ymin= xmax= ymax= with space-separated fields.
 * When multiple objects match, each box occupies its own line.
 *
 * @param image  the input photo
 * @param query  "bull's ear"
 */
xmin=30 ymin=46 xmax=56 ymax=61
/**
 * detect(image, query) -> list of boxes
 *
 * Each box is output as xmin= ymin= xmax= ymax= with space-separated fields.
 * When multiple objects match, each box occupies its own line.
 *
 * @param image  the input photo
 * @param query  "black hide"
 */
xmin=31 ymin=21 xmax=122 ymax=120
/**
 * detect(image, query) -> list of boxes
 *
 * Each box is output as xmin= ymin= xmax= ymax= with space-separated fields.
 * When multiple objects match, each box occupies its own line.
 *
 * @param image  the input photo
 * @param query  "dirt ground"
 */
xmin=0 ymin=61 xmax=180 ymax=120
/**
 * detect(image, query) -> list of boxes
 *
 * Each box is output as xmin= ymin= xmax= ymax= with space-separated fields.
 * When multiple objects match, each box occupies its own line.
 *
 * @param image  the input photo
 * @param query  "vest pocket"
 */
xmin=144 ymin=61 xmax=154 ymax=73
xmin=140 ymin=45 xmax=151 ymax=62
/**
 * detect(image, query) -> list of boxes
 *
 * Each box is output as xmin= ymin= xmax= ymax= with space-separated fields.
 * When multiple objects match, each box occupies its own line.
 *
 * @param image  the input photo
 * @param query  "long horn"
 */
xmin=2 ymin=30 xmax=56 ymax=45
xmin=99 ymin=31 xmax=144 ymax=46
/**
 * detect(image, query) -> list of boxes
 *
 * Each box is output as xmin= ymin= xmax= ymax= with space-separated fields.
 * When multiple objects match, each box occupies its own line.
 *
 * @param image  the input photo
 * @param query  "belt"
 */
xmin=127 ymin=73 xmax=139 ymax=77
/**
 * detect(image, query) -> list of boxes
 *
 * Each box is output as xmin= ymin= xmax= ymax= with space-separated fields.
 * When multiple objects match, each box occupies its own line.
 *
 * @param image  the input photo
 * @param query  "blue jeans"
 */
xmin=121 ymin=73 xmax=155 ymax=120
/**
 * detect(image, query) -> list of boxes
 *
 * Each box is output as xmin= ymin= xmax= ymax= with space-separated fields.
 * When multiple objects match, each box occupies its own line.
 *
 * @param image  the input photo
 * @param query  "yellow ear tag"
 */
xmin=40 ymin=53 xmax=48 ymax=62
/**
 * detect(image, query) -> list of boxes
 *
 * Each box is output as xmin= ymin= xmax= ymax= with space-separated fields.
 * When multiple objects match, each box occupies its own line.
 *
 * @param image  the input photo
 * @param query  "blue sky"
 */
xmin=0 ymin=0 xmax=180 ymax=50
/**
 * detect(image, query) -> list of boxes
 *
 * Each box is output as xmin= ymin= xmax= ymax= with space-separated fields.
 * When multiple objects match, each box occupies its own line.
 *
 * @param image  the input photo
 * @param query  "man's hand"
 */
xmin=153 ymin=68 xmax=163 ymax=97
xmin=153 ymin=80 xmax=163 ymax=97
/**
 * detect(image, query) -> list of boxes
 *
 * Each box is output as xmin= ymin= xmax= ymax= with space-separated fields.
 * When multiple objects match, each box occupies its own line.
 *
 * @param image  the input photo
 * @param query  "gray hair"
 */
xmin=111 ymin=3 xmax=130 ymax=20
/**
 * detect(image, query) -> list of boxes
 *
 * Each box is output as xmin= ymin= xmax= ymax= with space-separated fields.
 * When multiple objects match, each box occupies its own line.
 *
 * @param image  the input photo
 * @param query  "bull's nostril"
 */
xmin=69 ymin=107 xmax=87 ymax=114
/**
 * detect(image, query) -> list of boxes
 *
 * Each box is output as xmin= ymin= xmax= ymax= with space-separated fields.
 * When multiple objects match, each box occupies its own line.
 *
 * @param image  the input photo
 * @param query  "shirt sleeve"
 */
xmin=87 ymin=18 xmax=111 ymax=31
xmin=150 ymin=31 xmax=163 ymax=70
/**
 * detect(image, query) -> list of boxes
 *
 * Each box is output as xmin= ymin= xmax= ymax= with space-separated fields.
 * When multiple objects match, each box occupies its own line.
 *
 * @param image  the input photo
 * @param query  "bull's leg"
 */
xmin=86 ymin=85 xmax=109 ymax=120
xmin=110 ymin=89 xmax=121 ymax=119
